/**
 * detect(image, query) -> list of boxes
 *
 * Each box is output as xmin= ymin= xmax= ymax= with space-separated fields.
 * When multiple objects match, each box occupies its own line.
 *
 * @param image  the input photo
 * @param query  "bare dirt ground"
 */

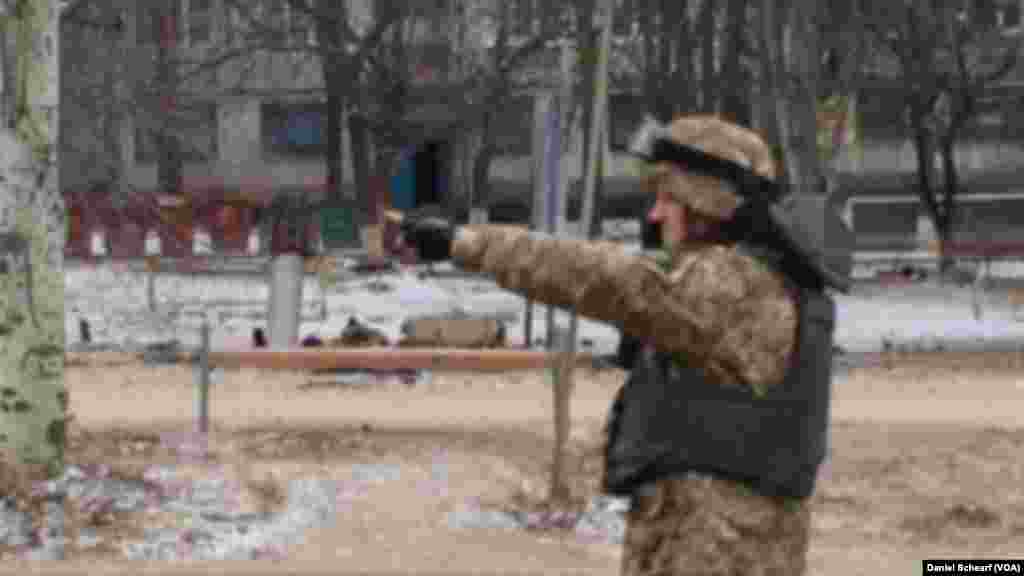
xmin=3 ymin=351 xmax=1024 ymax=575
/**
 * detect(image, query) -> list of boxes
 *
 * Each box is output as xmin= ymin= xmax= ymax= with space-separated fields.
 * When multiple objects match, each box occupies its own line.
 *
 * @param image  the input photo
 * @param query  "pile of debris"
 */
xmin=290 ymin=314 xmax=509 ymax=390
xmin=295 ymin=314 xmax=507 ymax=350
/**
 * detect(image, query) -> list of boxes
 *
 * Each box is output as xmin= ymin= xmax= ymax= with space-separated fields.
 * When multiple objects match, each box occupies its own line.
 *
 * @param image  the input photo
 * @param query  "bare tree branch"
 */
xmin=221 ymin=0 xmax=400 ymax=61
xmin=61 ymin=3 xmax=123 ymax=33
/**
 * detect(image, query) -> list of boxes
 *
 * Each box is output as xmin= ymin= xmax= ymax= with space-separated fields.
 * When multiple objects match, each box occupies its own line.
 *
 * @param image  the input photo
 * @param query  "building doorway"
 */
xmin=390 ymin=138 xmax=452 ymax=213
xmin=412 ymin=139 xmax=449 ymax=209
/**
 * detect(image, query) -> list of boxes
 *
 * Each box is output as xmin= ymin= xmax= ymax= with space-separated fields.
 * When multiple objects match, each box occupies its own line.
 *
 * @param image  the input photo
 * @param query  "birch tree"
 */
xmin=0 ymin=0 xmax=68 ymax=498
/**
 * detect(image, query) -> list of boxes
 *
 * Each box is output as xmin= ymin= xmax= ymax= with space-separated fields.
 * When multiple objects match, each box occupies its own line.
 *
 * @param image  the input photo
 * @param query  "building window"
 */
xmin=135 ymin=7 xmax=164 ymax=45
xmin=851 ymin=202 xmax=918 ymax=247
xmin=614 ymin=0 xmax=635 ymax=35
xmin=135 ymin=102 xmax=219 ymax=163
xmin=491 ymin=96 xmax=532 ymax=156
xmin=219 ymin=0 xmax=314 ymax=48
xmin=510 ymin=0 xmax=557 ymax=36
xmin=187 ymin=0 xmax=212 ymax=44
xmin=1001 ymin=3 xmax=1021 ymax=28
xmin=262 ymin=101 xmax=328 ymax=158
xmin=286 ymin=3 xmax=315 ymax=47
xmin=265 ymin=0 xmax=286 ymax=44
xmin=608 ymin=92 xmax=647 ymax=151
xmin=514 ymin=0 xmax=536 ymax=36
xmin=410 ymin=42 xmax=449 ymax=85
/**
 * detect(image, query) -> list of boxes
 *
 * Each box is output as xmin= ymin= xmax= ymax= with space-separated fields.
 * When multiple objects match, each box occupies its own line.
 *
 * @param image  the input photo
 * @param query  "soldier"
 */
xmin=396 ymin=115 xmax=846 ymax=575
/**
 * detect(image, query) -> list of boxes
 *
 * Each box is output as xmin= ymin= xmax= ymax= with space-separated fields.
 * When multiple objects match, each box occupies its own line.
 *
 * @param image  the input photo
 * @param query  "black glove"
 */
xmin=400 ymin=216 xmax=455 ymax=262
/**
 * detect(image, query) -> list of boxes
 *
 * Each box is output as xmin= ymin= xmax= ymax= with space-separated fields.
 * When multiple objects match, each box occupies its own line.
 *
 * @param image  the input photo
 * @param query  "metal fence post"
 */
xmin=197 ymin=321 xmax=211 ymax=435
xmin=146 ymin=256 xmax=158 ymax=313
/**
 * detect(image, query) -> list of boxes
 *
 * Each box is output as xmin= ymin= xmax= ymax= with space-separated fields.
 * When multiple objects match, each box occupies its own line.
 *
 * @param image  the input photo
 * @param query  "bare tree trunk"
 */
xmin=785 ymin=2 xmax=824 ymax=195
xmin=471 ymin=137 xmax=495 ymax=212
xmin=656 ymin=2 xmax=674 ymax=120
xmin=577 ymin=0 xmax=596 ymax=221
xmin=586 ymin=0 xmax=614 ymax=237
xmin=720 ymin=0 xmax=750 ymax=126
xmin=0 ymin=0 xmax=68 ymax=555
xmin=821 ymin=0 xmax=865 ymax=99
xmin=912 ymin=113 xmax=957 ymax=275
xmin=761 ymin=1 xmax=823 ymax=196
xmin=640 ymin=0 xmax=660 ymax=118
xmin=466 ymin=0 xmax=545 ymax=217
xmin=698 ymin=0 xmax=717 ymax=113
xmin=324 ymin=65 xmax=347 ymax=207
xmin=755 ymin=1 xmax=781 ymax=155
xmin=541 ymin=0 xmax=560 ymax=37
xmin=670 ymin=4 xmax=696 ymax=117
xmin=157 ymin=1 xmax=182 ymax=197
xmin=592 ymin=128 xmax=607 ymax=234
xmin=102 ymin=3 xmax=122 ymax=198
xmin=910 ymin=110 xmax=943 ymax=260
xmin=938 ymin=132 xmax=959 ymax=274
xmin=316 ymin=0 xmax=347 ymax=208
xmin=469 ymin=0 xmax=514 ymax=214
xmin=349 ymin=112 xmax=372 ymax=223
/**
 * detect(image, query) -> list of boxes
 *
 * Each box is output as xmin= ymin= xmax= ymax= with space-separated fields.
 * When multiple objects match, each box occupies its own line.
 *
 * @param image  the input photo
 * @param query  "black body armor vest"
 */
xmin=602 ymin=282 xmax=836 ymax=501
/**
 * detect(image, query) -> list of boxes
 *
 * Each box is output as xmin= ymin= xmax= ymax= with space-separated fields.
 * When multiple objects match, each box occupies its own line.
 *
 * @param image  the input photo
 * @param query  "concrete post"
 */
xmin=267 ymin=253 xmax=304 ymax=348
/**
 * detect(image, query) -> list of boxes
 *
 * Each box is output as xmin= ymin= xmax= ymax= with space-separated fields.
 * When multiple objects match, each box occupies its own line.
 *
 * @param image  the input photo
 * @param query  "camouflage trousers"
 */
xmin=620 ymin=473 xmax=811 ymax=576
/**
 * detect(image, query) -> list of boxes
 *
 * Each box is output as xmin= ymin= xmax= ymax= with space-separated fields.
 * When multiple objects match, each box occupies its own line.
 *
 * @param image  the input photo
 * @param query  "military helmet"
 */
xmin=629 ymin=114 xmax=853 ymax=293
xmin=632 ymin=115 xmax=778 ymax=220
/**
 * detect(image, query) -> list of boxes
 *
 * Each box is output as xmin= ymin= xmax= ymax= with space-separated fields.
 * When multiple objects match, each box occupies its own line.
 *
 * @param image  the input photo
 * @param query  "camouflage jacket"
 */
xmin=451 ymin=225 xmax=798 ymax=392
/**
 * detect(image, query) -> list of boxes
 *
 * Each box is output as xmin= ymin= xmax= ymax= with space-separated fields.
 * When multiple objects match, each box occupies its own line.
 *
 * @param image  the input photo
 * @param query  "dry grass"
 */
xmin=1 ymin=353 xmax=1022 ymax=573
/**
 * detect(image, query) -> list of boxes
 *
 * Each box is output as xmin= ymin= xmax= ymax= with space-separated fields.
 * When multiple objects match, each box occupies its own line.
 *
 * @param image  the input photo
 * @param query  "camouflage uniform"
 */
xmin=447 ymin=116 xmax=814 ymax=575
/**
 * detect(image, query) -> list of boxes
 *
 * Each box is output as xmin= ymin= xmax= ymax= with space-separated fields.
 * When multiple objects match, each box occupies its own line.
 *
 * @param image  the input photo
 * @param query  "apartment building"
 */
xmin=60 ymin=0 xmax=1024 ymax=259
xmin=836 ymin=0 xmax=1024 ymax=252
xmin=61 ymin=0 xmax=470 ymax=256
xmin=60 ymin=0 xmax=610 ymax=255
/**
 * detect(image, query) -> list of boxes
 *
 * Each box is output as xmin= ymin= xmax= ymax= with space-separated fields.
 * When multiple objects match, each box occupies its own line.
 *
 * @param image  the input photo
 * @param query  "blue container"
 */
xmin=391 ymin=149 xmax=416 ymax=211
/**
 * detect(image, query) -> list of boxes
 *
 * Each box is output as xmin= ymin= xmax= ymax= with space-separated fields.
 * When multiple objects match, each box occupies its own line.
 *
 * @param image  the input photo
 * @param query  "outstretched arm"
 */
xmin=452 ymin=225 xmax=798 ymax=392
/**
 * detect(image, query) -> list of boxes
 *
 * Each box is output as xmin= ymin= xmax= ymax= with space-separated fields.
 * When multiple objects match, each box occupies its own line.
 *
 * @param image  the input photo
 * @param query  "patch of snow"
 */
xmin=349 ymin=464 xmax=403 ymax=485
xmin=0 ymin=497 xmax=32 ymax=548
xmin=574 ymin=495 xmax=629 ymax=544
xmin=63 ymin=261 xmax=1024 ymax=356
xmin=446 ymin=504 xmax=522 ymax=531
xmin=1 ymin=462 xmax=354 ymax=562
xmin=834 ymin=280 xmax=1024 ymax=353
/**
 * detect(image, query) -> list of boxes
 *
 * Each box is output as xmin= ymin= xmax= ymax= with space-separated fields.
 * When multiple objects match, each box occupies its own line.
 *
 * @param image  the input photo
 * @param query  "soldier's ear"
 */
xmin=641 ymin=196 xmax=662 ymax=249
xmin=642 ymin=219 xmax=661 ymax=249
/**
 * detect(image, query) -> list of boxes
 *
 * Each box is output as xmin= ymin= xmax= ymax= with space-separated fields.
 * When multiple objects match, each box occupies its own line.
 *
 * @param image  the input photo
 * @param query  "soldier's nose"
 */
xmin=648 ymin=191 xmax=671 ymax=222
xmin=647 ymin=202 xmax=663 ymax=223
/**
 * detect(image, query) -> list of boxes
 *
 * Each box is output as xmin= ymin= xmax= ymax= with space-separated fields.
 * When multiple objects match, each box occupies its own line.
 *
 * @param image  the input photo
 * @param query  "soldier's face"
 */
xmin=648 ymin=188 xmax=687 ymax=250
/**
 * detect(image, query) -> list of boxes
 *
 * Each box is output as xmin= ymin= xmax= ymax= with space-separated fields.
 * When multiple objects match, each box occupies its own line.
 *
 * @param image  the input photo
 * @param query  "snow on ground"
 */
xmin=45 ymin=257 xmax=1024 ymax=565
xmin=63 ymin=260 xmax=1024 ymax=355
xmin=836 ymin=280 xmax=1024 ymax=352
xmin=63 ymin=262 xmax=624 ymax=354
